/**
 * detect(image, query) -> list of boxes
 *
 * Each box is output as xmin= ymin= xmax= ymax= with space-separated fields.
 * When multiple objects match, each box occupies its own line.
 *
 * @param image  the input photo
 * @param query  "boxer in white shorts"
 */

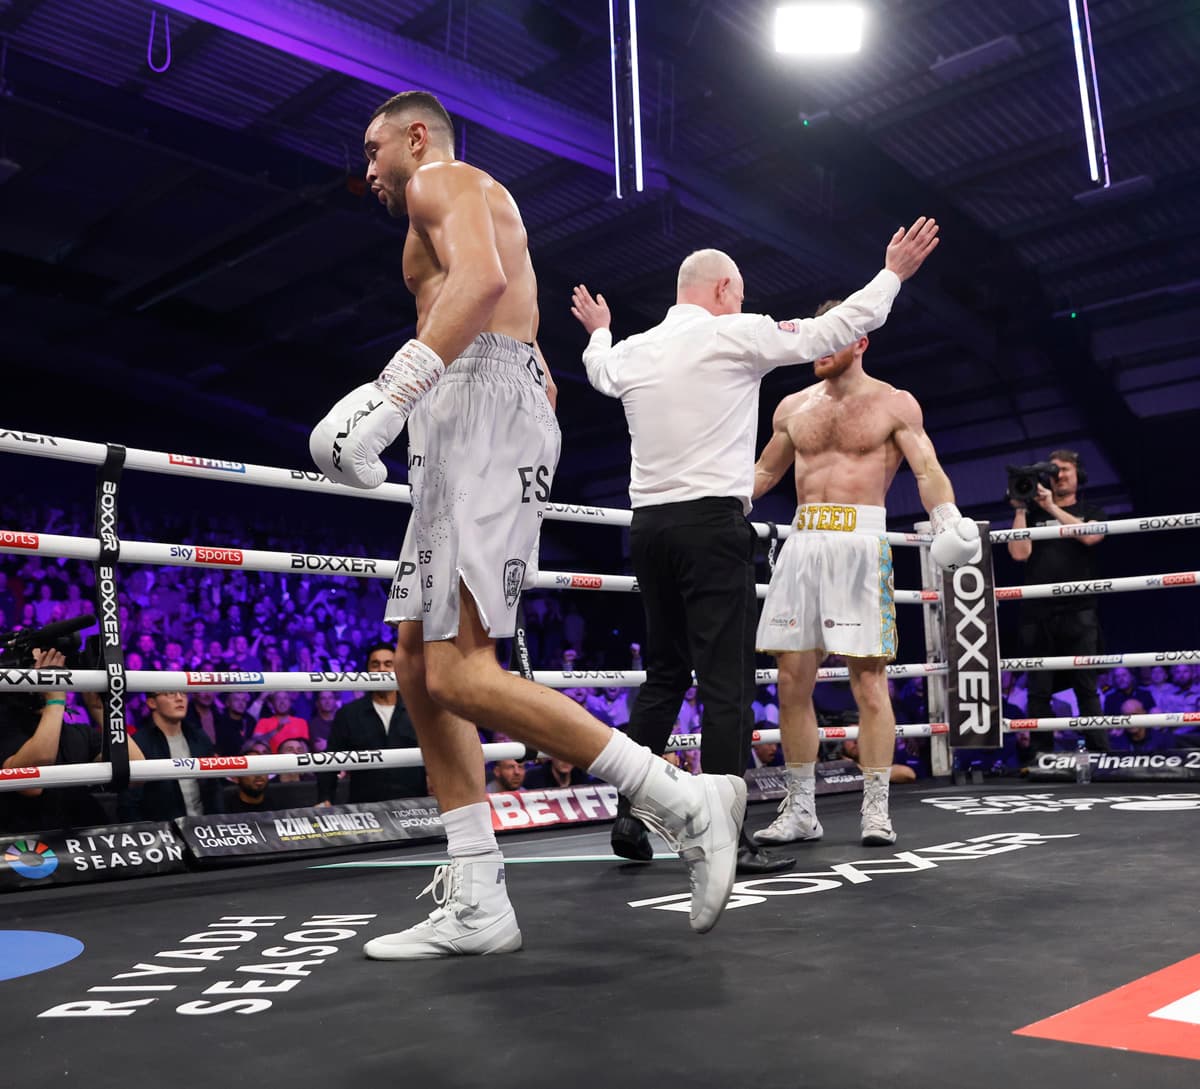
xmin=751 ymin=300 xmax=980 ymax=847
xmin=384 ymin=334 xmax=559 ymax=640
xmin=309 ymin=90 xmax=749 ymax=959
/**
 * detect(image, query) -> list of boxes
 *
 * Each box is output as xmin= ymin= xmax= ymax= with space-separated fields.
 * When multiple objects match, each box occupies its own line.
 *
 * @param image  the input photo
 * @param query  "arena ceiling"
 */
xmin=1 ymin=0 xmax=1197 ymax=524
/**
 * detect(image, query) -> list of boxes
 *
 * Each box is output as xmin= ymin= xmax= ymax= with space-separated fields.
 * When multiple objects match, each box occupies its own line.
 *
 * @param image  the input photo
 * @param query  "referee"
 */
xmin=570 ymin=217 xmax=939 ymax=873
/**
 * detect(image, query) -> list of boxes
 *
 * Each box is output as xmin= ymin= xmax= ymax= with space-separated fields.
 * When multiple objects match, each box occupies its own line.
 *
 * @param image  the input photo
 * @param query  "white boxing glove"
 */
xmin=309 ymin=339 xmax=445 ymax=489
xmin=929 ymin=502 xmax=982 ymax=569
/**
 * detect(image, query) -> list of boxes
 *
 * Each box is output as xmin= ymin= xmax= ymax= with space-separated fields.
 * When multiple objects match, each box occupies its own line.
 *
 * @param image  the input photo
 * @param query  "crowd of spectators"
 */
xmin=3 ymin=500 xmax=1200 ymax=828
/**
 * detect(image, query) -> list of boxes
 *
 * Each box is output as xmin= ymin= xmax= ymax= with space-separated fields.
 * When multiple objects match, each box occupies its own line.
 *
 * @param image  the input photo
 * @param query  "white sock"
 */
xmin=784 ymin=761 xmax=816 ymax=785
xmin=587 ymin=730 xmax=656 ymax=797
xmin=441 ymin=802 xmax=500 ymax=859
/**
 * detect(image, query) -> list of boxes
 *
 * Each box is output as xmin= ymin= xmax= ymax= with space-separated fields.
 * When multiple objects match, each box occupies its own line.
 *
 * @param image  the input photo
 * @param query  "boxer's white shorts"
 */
xmin=755 ymin=503 xmax=897 ymax=660
xmin=385 ymin=334 xmax=561 ymax=640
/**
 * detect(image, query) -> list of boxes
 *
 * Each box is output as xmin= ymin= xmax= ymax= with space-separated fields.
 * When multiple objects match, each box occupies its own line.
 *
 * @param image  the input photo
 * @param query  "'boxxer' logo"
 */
xmin=628 ymin=833 xmax=1076 ymax=915
xmin=952 ymin=564 xmax=992 ymax=736
xmin=97 ymin=481 xmax=119 ymax=556
xmin=106 ymin=662 xmax=126 ymax=744
xmin=98 ymin=565 xmax=121 ymax=649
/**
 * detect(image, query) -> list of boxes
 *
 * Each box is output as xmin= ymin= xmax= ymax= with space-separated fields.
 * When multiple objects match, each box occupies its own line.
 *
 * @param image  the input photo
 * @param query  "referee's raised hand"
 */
xmin=884 ymin=217 xmax=940 ymax=281
xmin=571 ymin=284 xmax=612 ymax=335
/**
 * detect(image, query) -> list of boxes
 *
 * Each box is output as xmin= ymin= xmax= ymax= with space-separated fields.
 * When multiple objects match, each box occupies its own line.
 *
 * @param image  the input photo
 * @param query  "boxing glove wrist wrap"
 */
xmin=374 ymin=339 xmax=446 ymax=409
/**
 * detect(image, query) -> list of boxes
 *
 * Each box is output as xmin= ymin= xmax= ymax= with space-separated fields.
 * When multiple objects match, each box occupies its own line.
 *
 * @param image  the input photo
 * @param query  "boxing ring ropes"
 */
xmin=1 ymin=428 xmax=1198 ymax=797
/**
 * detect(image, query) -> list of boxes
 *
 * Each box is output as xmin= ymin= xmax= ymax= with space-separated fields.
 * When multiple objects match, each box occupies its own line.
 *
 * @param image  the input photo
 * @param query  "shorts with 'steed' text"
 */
xmin=755 ymin=503 xmax=896 ymax=660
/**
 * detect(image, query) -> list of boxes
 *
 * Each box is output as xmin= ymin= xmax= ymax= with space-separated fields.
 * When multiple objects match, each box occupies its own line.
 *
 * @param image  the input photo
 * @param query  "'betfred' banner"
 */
xmin=1028 ymin=749 xmax=1200 ymax=782
xmin=941 ymin=522 xmax=1003 ymax=748
xmin=487 ymin=769 xmax=867 ymax=832
xmin=177 ymin=798 xmax=443 ymax=859
xmin=489 ymin=784 xmax=619 ymax=830
xmin=0 ymin=822 xmax=185 ymax=893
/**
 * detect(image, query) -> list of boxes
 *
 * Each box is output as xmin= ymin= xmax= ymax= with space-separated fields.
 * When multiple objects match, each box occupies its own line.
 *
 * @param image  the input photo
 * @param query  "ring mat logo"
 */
xmin=628 ymin=832 xmax=1074 ymax=915
xmin=922 ymin=792 xmax=1200 ymax=815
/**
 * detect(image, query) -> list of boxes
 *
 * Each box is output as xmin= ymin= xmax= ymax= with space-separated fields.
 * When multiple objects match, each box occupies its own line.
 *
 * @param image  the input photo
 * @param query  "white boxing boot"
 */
xmin=629 ymin=760 xmax=747 ymax=934
xmin=364 ymin=856 xmax=522 ymax=960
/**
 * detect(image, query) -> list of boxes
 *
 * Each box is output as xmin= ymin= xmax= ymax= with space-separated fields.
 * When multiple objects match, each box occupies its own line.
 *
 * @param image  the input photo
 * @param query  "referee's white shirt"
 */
xmin=582 ymin=269 xmax=902 ymax=513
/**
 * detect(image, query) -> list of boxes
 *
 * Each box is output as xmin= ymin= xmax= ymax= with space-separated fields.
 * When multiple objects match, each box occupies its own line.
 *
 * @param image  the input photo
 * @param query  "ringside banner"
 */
xmin=177 ymin=798 xmax=444 ymax=859
xmin=488 ymin=785 xmax=620 ymax=830
xmin=746 ymin=759 xmax=863 ymax=801
xmin=1028 ymin=749 xmax=1200 ymax=782
xmin=0 ymin=822 xmax=185 ymax=892
xmin=941 ymin=522 xmax=1003 ymax=748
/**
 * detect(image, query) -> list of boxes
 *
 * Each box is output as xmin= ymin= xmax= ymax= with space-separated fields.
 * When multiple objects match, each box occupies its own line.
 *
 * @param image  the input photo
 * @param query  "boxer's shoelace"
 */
xmin=763 ymin=780 xmax=814 ymax=833
xmin=861 ymin=789 xmax=892 ymax=831
xmin=776 ymin=778 xmax=806 ymax=815
xmin=631 ymin=806 xmax=707 ymax=901
xmin=414 ymin=862 xmax=465 ymax=924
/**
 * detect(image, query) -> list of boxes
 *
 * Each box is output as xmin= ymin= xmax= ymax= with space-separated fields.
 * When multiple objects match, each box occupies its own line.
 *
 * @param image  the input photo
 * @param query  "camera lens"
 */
xmin=1010 ymin=475 xmax=1035 ymax=501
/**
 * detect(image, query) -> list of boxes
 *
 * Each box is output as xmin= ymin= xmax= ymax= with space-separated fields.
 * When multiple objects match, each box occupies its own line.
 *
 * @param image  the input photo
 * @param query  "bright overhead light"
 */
xmin=774 ymin=3 xmax=864 ymax=55
xmin=1067 ymin=0 xmax=1109 ymax=187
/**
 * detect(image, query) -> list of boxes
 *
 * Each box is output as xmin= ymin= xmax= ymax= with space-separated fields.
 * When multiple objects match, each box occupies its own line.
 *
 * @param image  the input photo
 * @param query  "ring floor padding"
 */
xmin=4 ymin=783 xmax=1199 ymax=1089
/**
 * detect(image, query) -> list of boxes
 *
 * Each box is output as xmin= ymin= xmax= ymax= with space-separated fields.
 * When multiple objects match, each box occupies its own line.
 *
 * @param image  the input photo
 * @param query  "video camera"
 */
xmin=1006 ymin=461 xmax=1060 ymax=506
xmin=0 ymin=614 xmax=98 ymax=670
xmin=0 ymin=615 xmax=98 ymax=731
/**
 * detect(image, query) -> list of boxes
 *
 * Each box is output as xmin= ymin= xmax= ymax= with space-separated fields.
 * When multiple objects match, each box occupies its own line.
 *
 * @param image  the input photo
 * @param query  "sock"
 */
xmin=441 ymin=802 xmax=500 ymax=859
xmin=588 ymin=730 xmax=656 ymax=797
xmin=784 ymin=761 xmax=816 ymax=784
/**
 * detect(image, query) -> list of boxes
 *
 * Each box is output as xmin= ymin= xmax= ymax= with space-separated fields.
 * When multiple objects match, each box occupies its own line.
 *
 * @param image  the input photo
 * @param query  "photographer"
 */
xmin=1007 ymin=449 xmax=1109 ymax=756
xmin=0 ymin=647 xmax=145 ymax=833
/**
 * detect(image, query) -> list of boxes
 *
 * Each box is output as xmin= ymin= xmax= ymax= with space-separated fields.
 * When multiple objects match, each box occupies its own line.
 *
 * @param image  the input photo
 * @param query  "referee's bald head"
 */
xmin=677 ymin=249 xmax=740 ymax=294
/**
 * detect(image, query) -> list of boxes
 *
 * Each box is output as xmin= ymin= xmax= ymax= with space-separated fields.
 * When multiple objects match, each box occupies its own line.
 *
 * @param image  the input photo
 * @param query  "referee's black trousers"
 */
xmin=622 ymin=497 xmax=757 ymax=789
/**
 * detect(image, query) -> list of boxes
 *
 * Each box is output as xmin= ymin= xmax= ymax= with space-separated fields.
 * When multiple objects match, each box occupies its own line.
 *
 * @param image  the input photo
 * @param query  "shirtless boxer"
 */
xmin=309 ymin=91 xmax=746 ymax=958
xmin=751 ymin=302 xmax=980 ymax=846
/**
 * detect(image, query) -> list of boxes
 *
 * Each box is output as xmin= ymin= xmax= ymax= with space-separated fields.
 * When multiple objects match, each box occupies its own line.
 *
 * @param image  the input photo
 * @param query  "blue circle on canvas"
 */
xmin=0 ymin=931 xmax=85 ymax=981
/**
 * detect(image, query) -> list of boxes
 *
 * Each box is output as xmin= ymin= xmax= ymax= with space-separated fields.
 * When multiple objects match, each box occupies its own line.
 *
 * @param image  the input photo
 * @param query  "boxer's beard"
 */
xmin=815 ymin=354 xmax=854 ymax=379
xmin=382 ymin=164 xmax=412 ymax=218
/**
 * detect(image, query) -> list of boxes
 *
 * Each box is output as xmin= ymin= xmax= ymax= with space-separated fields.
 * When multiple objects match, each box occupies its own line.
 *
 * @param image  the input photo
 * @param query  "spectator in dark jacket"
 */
xmin=315 ymin=643 xmax=425 ymax=805
xmin=1102 ymin=667 xmax=1157 ymax=715
xmin=125 ymin=692 xmax=223 ymax=821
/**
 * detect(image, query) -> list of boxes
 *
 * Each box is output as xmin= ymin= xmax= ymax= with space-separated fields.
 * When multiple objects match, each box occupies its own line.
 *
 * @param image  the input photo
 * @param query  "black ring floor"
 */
xmin=4 ymin=781 xmax=1199 ymax=1089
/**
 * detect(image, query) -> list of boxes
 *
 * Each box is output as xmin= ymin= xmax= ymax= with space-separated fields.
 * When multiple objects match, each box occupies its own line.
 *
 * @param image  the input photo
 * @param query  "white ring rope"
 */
xmin=9 ymin=431 xmax=1200 ymax=545
xmin=0 ymin=529 xmax=937 ymax=603
xmin=996 ymin=571 xmax=1199 ymax=601
xmin=0 ymin=726 xmax=953 ymax=795
xmin=987 ymin=512 xmax=1200 ymax=544
xmin=0 ymin=742 xmax=527 ymax=793
xmin=1006 ymin=711 xmax=1200 ymax=732
xmin=4 ymin=650 xmax=1199 ymax=694
xmin=4 ymin=528 xmax=1199 ymax=608
xmin=0 ymin=430 xmax=921 ymax=544
xmin=4 ymin=428 xmax=1200 ymax=798
xmin=4 ymin=707 xmax=1192 ymax=795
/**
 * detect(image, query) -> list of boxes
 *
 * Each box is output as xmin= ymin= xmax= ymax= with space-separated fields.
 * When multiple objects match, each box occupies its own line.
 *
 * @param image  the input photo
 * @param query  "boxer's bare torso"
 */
xmin=774 ymin=374 xmax=921 ymax=508
xmin=403 ymin=161 xmax=538 ymax=344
